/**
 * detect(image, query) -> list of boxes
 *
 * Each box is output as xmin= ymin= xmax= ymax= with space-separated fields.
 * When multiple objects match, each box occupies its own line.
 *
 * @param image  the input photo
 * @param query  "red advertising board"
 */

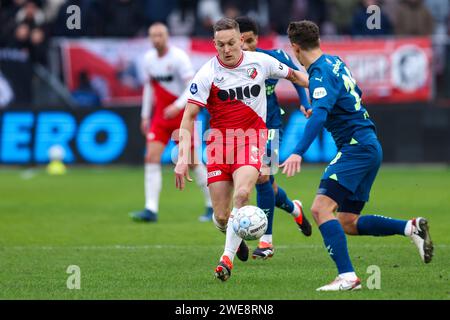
xmin=61 ymin=36 xmax=433 ymax=106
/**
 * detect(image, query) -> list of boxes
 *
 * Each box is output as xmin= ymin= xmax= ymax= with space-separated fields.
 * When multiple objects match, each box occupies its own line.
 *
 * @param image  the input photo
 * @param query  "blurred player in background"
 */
xmin=130 ymin=22 xmax=212 ymax=222
xmin=175 ymin=18 xmax=309 ymax=281
xmin=235 ymin=16 xmax=312 ymax=260
xmin=282 ymin=20 xmax=434 ymax=291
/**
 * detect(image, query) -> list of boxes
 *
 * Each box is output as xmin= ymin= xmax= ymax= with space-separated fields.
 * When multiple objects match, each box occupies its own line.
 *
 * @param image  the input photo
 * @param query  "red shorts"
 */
xmin=147 ymin=112 xmax=196 ymax=159
xmin=206 ymin=131 xmax=267 ymax=185
xmin=146 ymin=112 xmax=184 ymax=145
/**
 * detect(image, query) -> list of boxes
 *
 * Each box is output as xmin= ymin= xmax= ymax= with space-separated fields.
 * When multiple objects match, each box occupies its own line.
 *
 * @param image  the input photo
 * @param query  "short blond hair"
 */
xmin=213 ymin=18 xmax=240 ymax=33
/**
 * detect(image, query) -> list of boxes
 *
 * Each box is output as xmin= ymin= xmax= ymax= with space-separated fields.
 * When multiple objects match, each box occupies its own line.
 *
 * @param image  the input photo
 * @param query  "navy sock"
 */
xmin=357 ymin=215 xmax=407 ymax=236
xmin=319 ymin=219 xmax=354 ymax=274
xmin=256 ymin=181 xmax=275 ymax=235
xmin=274 ymin=188 xmax=294 ymax=214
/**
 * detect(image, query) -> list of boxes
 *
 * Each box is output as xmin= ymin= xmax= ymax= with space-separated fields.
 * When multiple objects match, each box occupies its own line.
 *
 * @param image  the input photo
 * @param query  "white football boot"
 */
xmin=409 ymin=217 xmax=433 ymax=263
xmin=316 ymin=276 xmax=362 ymax=292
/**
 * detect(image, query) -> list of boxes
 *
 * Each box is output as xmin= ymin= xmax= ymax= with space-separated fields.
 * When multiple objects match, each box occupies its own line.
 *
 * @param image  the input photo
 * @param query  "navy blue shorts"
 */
xmin=317 ymin=130 xmax=382 ymax=213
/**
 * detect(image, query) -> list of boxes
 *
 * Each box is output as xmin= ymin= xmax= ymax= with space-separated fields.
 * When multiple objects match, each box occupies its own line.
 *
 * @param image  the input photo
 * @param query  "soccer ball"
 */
xmin=232 ymin=205 xmax=268 ymax=241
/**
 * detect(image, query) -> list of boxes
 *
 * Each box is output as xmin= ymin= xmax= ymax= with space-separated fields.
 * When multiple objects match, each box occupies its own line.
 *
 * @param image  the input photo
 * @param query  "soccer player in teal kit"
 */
xmin=281 ymin=20 xmax=434 ymax=291
xmin=235 ymin=16 xmax=312 ymax=260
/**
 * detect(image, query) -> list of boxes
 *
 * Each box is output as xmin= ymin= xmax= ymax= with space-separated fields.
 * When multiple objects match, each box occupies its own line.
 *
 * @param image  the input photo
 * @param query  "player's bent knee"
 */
xmin=234 ymin=188 xmax=251 ymax=207
xmin=337 ymin=213 xmax=359 ymax=235
xmin=310 ymin=202 xmax=327 ymax=218
xmin=310 ymin=202 xmax=334 ymax=223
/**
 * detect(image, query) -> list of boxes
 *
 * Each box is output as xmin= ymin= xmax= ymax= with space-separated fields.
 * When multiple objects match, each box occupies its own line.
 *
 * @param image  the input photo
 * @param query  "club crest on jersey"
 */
xmin=247 ymin=67 xmax=258 ymax=79
xmin=190 ymin=83 xmax=198 ymax=94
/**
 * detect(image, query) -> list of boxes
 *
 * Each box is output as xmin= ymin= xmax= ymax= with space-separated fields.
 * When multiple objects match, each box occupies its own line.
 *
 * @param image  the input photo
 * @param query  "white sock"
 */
xmin=212 ymin=213 xmax=227 ymax=233
xmin=193 ymin=163 xmax=212 ymax=207
xmin=222 ymin=208 xmax=242 ymax=262
xmin=291 ymin=200 xmax=301 ymax=218
xmin=260 ymin=234 xmax=272 ymax=244
xmin=144 ymin=163 xmax=161 ymax=213
xmin=339 ymin=272 xmax=358 ymax=281
xmin=404 ymin=220 xmax=413 ymax=236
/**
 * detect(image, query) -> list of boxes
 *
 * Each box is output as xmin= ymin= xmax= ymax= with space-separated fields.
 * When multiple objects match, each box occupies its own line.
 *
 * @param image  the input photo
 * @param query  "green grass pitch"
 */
xmin=0 ymin=165 xmax=449 ymax=299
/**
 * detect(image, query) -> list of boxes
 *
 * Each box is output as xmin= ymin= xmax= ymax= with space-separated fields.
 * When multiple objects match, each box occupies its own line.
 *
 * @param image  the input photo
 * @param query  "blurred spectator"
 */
xmin=394 ymin=0 xmax=434 ymax=36
xmin=71 ymin=71 xmax=101 ymax=108
xmin=424 ymin=0 xmax=449 ymax=98
xmin=0 ymin=0 xmax=28 ymax=44
xmin=381 ymin=0 xmax=399 ymax=26
xmin=325 ymin=0 xmax=360 ymax=34
xmin=308 ymin=0 xmax=329 ymax=27
xmin=11 ymin=23 xmax=31 ymax=49
xmin=143 ymin=0 xmax=177 ymax=26
xmin=244 ymin=0 xmax=270 ymax=35
xmin=268 ymin=0 xmax=292 ymax=34
xmin=194 ymin=0 xmax=222 ymax=36
xmin=167 ymin=0 xmax=197 ymax=36
xmin=290 ymin=0 xmax=308 ymax=21
xmin=222 ymin=2 xmax=240 ymax=19
xmin=101 ymin=0 xmax=146 ymax=37
xmin=29 ymin=27 xmax=47 ymax=65
xmin=425 ymin=0 xmax=449 ymax=35
xmin=15 ymin=0 xmax=46 ymax=28
xmin=41 ymin=0 xmax=66 ymax=23
xmin=351 ymin=0 xmax=393 ymax=36
xmin=5 ymin=13 xmax=48 ymax=65
xmin=290 ymin=0 xmax=332 ymax=35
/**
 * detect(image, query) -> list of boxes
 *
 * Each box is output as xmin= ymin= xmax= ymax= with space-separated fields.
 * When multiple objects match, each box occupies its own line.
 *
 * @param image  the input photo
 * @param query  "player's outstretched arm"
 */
xmin=280 ymin=107 xmax=328 ymax=177
xmin=286 ymin=69 xmax=309 ymax=88
xmin=164 ymin=76 xmax=194 ymax=119
xmin=140 ymin=82 xmax=153 ymax=135
xmin=174 ymin=102 xmax=200 ymax=190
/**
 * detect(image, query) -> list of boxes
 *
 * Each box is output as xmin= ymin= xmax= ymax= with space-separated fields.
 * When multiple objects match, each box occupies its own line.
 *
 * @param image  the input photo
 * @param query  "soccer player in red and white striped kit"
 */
xmin=175 ymin=18 xmax=309 ymax=280
xmin=130 ymin=23 xmax=212 ymax=222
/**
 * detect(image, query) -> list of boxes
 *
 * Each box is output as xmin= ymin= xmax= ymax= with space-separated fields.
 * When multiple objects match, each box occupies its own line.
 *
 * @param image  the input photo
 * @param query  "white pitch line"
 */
xmin=2 ymin=243 xmax=448 ymax=251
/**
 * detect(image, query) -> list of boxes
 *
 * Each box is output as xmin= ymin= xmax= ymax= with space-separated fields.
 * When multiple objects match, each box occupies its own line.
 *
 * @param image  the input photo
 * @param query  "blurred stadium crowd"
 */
xmin=1 ymin=0 xmax=449 ymax=66
xmin=0 ymin=0 xmax=449 ymax=110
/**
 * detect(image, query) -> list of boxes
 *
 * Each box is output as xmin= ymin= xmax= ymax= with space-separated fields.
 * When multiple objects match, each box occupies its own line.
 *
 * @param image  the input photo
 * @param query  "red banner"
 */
xmin=61 ymin=36 xmax=433 ymax=106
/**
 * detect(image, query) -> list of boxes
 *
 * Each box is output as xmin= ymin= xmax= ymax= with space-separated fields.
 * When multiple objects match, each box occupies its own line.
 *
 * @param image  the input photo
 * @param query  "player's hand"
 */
xmin=140 ymin=119 xmax=149 ymax=136
xmin=174 ymin=162 xmax=192 ymax=190
xmin=279 ymin=154 xmax=302 ymax=177
xmin=300 ymin=106 xmax=312 ymax=119
xmin=163 ymin=104 xmax=181 ymax=119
